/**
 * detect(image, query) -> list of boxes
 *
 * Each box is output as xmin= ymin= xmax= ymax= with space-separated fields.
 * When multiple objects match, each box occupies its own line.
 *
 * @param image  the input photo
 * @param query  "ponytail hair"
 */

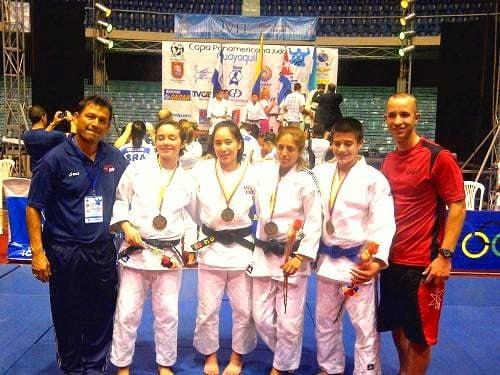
xmin=130 ymin=121 xmax=146 ymax=148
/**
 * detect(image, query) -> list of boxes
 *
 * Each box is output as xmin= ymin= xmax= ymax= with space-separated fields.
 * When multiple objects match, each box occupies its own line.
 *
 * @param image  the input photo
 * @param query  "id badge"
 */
xmin=84 ymin=195 xmax=104 ymax=223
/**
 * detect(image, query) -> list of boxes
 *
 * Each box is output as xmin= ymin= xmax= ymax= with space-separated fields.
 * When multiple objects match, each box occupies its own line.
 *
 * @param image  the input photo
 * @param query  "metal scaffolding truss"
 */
xmin=2 ymin=0 xmax=29 ymax=176
xmin=110 ymin=39 xmax=400 ymax=59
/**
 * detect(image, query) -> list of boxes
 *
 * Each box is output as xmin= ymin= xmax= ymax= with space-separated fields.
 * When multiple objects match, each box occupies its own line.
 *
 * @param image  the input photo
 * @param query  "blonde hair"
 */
xmin=276 ymin=126 xmax=307 ymax=169
xmin=179 ymin=119 xmax=197 ymax=144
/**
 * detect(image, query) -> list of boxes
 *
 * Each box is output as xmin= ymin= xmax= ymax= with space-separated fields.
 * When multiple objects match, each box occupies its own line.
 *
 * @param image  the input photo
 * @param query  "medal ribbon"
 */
xmin=328 ymin=165 xmax=349 ymax=220
xmin=215 ymin=160 xmax=247 ymax=210
xmin=268 ymin=167 xmax=282 ymax=221
xmin=157 ymin=157 xmax=178 ymax=215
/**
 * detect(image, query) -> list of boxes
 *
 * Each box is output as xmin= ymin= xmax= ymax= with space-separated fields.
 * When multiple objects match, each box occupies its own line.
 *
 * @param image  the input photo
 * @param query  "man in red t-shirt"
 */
xmin=377 ymin=93 xmax=466 ymax=374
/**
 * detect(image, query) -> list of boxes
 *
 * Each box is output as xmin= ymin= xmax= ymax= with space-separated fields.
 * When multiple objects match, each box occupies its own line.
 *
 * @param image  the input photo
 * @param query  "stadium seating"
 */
xmin=79 ymin=0 xmax=497 ymax=36
xmin=0 ymin=78 xmax=437 ymax=154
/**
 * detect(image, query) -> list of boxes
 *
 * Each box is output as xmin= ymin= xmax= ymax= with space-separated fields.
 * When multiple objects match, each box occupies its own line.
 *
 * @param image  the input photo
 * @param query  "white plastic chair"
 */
xmin=464 ymin=181 xmax=485 ymax=210
xmin=0 ymin=159 xmax=15 ymax=234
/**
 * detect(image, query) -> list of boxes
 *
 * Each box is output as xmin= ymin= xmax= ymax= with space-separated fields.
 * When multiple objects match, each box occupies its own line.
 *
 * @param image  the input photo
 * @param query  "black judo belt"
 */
xmin=117 ymin=238 xmax=181 ymax=261
xmin=254 ymin=238 xmax=301 ymax=256
xmin=191 ymin=225 xmax=255 ymax=252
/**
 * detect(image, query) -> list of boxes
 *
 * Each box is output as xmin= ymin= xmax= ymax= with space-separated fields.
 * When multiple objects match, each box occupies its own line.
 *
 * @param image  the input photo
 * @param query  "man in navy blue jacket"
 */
xmin=27 ymin=95 xmax=128 ymax=374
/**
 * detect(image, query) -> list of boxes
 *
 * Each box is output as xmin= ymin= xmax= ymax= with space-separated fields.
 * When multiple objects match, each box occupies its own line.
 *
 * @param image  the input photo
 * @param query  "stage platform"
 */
xmin=0 ymin=265 xmax=498 ymax=374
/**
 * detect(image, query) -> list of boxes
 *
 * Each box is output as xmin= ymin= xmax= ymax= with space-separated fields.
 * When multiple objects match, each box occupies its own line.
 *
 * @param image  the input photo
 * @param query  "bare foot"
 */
xmin=158 ymin=365 xmax=174 ymax=375
xmin=204 ymin=352 xmax=219 ymax=375
xmin=116 ymin=367 xmax=130 ymax=375
xmin=222 ymin=351 xmax=243 ymax=375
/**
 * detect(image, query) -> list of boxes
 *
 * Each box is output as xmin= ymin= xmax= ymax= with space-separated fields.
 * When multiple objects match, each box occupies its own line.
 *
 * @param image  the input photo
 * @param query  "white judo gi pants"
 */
xmin=316 ymin=276 xmax=380 ymax=375
xmin=110 ymin=266 xmax=182 ymax=367
xmin=193 ymin=268 xmax=257 ymax=355
xmin=252 ymin=276 xmax=308 ymax=372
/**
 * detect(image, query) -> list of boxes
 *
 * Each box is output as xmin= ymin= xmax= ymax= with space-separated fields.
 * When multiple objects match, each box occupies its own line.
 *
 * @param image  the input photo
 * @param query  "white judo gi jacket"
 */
xmin=313 ymin=157 xmax=396 ymax=282
xmin=111 ymin=158 xmax=198 ymax=270
xmin=249 ymin=160 xmax=322 ymax=280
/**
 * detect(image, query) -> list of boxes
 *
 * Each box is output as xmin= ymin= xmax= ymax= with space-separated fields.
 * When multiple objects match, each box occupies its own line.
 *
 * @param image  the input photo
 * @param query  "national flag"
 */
xmin=277 ymin=49 xmax=292 ymax=105
xmin=251 ymin=34 xmax=264 ymax=95
xmin=211 ymin=44 xmax=223 ymax=97
xmin=308 ymin=46 xmax=318 ymax=92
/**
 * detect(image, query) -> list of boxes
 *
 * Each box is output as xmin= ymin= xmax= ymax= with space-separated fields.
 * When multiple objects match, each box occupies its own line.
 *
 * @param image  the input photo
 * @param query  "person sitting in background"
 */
xmin=117 ymin=121 xmax=156 ymax=164
xmin=258 ymin=131 xmax=277 ymax=160
xmin=22 ymin=105 xmax=68 ymax=171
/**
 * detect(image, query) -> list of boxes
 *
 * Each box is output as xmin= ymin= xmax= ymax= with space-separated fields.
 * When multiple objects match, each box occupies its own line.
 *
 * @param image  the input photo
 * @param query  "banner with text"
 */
xmin=175 ymin=15 xmax=317 ymax=41
xmin=162 ymin=41 xmax=338 ymax=129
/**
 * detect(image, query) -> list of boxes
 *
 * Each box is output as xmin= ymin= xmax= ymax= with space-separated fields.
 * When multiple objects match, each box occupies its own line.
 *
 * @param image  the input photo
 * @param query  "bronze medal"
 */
xmin=152 ymin=214 xmax=168 ymax=230
xmin=264 ymin=221 xmax=278 ymax=235
xmin=221 ymin=207 xmax=235 ymax=222
xmin=325 ymin=219 xmax=335 ymax=235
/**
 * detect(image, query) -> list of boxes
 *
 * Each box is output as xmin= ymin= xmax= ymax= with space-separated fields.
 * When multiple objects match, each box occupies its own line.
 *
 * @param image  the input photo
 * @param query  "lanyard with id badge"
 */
xmin=83 ymin=161 xmax=103 ymax=224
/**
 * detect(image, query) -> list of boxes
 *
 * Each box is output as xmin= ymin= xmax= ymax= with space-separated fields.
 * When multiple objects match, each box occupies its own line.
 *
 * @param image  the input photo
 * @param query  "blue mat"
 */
xmin=1 ymin=266 xmax=499 ymax=374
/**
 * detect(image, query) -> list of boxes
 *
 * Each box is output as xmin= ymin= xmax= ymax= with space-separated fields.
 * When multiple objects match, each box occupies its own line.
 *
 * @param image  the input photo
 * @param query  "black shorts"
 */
xmin=377 ymin=263 xmax=445 ymax=346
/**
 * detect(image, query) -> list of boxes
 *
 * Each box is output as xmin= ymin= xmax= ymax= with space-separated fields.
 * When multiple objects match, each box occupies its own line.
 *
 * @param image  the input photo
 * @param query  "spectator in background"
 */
xmin=306 ymin=123 xmax=331 ymax=167
xmin=179 ymin=120 xmax=203 ymax=170
xmin=281 ymin=83 xmax=306 ymax=128
xmin=305 ymin=83 xmax=326 ymax=132
xmin=259 ymin=131 xmax=277 ymax=160
xmin=207 ymin=89 xmax=231 ymax=135
xmin=114 ymin=120 xmax=155 ymax=149
xmin=118 ymin=121 xmax=156 ymax=164
xmin=244 ymin=93 xmax=266 ymax=134
xmin=22 ymin=105 xmax=69 ymax=171
xmin=240 ymin=122 xmax=262 ymax=164
xmin=261 ymin=87 xmax=279 ymax=134
xmin=313 ymin=83 xmax=343 ymax=133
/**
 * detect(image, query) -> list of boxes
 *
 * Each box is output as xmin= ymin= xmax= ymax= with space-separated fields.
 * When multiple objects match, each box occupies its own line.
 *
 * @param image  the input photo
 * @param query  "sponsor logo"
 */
xmin=318 ymin=51 xmax=332 ymax=67
xmin=68 ymin=171 xmax=80 ymax=178
xmin=406 ymin=168 xmax=422 ymax=176
xmin=171 ymin=61 xmax=184 ymax=79
xmin=103 ymin=164 xmax=115 ymax=173
xmin=229 ymin=66 xmax=243 ymax=85
xmin=289 ymin=47 xmax=311 ymax=67
xmin=191 ymin=90 xmax=211 ymax=99
xmin=261 ymin=66 xmax=272 ymax=82
xmin=164 ymin=89 xmax=191 ymax=101
xmin=228 ymin=88 xmax=242 ymax=98
xmin=170 ymin=43 xmax=184 ymax=58
xmin=193 ymin=65 xmax=210 ymax=83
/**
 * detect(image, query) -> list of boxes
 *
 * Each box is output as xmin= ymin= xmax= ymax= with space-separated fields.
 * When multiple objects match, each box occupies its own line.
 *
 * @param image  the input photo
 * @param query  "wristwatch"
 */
xmin=438 ymin=248 xmax=454 ymax=259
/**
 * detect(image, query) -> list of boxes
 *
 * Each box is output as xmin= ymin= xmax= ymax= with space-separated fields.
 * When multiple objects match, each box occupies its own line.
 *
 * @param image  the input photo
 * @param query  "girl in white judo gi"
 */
xmin=109 ymin=120 xmax=198 ymax=375
xmin=190 ymin=121 xmax=257 ymax=375
xmin=249 ymin=126 xmax=322 ymax=374
xmin=312 ymin=118 xmax=395 ymax=375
